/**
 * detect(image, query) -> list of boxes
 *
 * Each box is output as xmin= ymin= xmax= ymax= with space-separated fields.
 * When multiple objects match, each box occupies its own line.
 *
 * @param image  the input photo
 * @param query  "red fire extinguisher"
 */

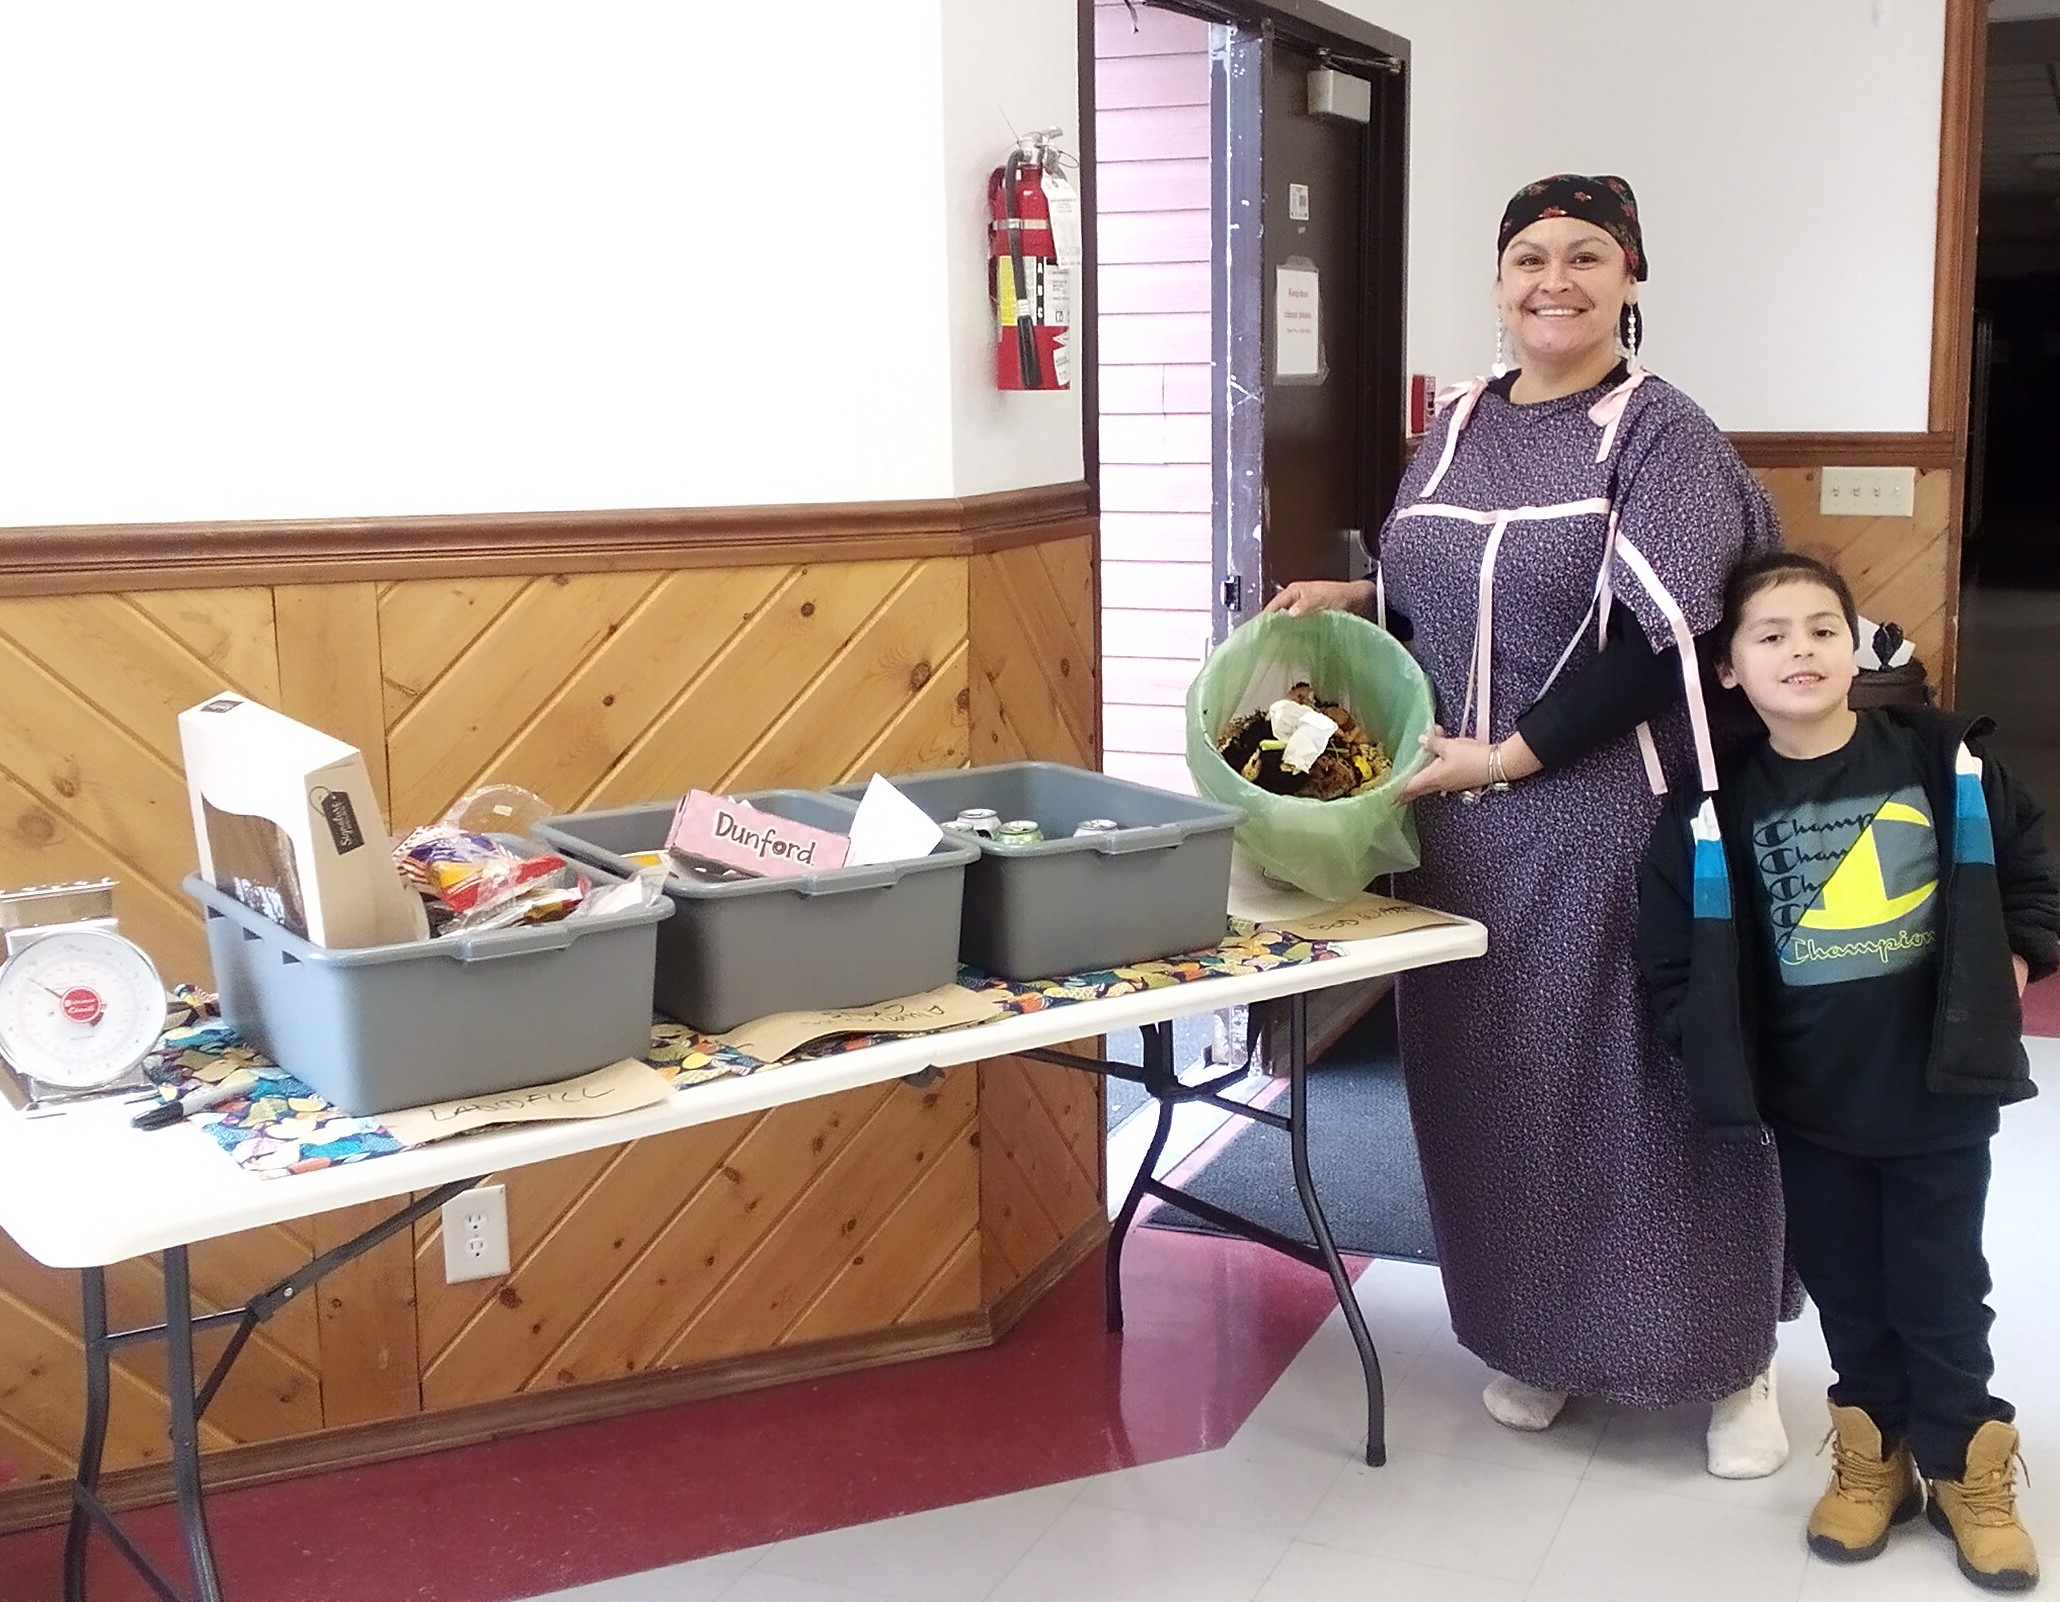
xmin=988 ymin=135 xmax=1077 ymax=390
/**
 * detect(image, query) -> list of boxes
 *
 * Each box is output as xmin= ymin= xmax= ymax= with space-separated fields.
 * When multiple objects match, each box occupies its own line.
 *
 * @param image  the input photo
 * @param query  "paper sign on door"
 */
xmin=1275 ymin=266 xmax=1322 ymax=380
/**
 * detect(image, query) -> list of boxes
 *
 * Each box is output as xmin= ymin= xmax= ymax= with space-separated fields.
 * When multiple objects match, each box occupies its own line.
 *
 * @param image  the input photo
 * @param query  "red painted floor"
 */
xmin=2024 ymin=972 xmax=2060 ymax=1039
xmin=0 ymin=1230 xmax=1349 ymax=1602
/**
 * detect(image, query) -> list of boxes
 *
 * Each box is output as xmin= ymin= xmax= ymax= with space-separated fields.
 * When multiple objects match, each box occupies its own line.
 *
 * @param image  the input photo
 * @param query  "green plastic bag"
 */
xmin=1185 ymin=609 xmax=1434 ymax=902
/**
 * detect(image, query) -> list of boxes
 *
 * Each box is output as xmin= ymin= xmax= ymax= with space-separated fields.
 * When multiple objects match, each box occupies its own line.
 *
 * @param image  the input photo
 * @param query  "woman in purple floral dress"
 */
xmin=1271 ymin=176 xmax=1790 ymax=1476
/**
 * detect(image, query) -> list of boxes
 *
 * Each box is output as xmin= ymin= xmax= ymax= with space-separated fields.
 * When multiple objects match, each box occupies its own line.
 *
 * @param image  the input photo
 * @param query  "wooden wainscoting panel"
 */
xmin=598 ymin=559 xmax=921 ymax=806
xmin=417 ymin=1130 xmax=742 ymax=1406
xmin=470 ymin=566 xmax=788 ymax=812
xmin=663 ymin=1074 xmax=977 ymax=1370
xmin=275 ymin=583 xmax=389 ymax=811
xmin=0 ymin=1410 xmax=72 ymax=1492
xmin=724 ymin=559 xmax=970 ymax=794
xmin=0 ymin=589 xmax=279 ymax=981
xmin=0 ymin=1219 xmax=328 ymax=1494
xmin=125 ymin=588 xmax=283 ymax=705
xmin=1756 ymin=467 xmax=1955 ymax=691
xmin=520 ymin=1094 xmax=882 ymax=1394
xmin=377 ymin=576 xmax=531 ymax=727
xmin=385 ymin=571 xmax=667 ymax=829
xmin=979 ymin=1045 xmax=1105 ymax=1305
xmin=311 ymin=1202 xmax=425 ymax=1429
xmin=844 ymin=639 xmax=973 ymax=781
xmin=968 ymin=537 xmax=1099 ymax=770
xmin=780 ymin=1126 xmax=983 ymax=1344
xmin=416 ymin=1073 xmax=978 ymax=1411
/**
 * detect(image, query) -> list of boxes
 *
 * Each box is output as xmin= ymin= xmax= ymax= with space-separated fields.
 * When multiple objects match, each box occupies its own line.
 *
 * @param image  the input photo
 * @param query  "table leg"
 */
xmin=162 ymin=1247 xmax=225 ymax=1602
xmin=1103 ymin=1021 xmax=1176 ymax=1334
xmin=63 ymin=1268 xmax=112 ymax=1602
xmin=1285 ymin=992 xmax=1387 ymax=1466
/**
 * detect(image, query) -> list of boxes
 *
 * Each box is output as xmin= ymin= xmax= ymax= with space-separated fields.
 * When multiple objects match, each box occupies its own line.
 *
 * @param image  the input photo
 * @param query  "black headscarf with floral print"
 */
xmin=1497 ymin=174 xmax=1647 ymax=281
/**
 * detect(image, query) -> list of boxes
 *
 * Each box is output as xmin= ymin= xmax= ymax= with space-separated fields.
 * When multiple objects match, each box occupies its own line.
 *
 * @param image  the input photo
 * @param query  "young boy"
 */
xmin=1638 ymin=550 xmax=2060 ymax=1592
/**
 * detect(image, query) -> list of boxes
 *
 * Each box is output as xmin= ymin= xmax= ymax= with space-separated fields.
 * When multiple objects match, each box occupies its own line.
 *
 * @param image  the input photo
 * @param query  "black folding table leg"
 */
xmin=161 ymin=1247 xmax=225 ymax=1602
xmin=1284 ymin=992 xmax=1387 ymax=1465
xmin=1103 ymin=1020 xmax=1177 ymax=1333
xmin=63 ymin=1268 xmax=112 ymax=1602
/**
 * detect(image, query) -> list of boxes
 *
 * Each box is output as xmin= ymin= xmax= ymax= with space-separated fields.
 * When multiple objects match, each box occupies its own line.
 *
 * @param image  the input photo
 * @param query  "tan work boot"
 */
xmin=1808 ymin=1403 xmax=1924 ymax=1562
xmin=1927 ymin=1419 xmax=2039 ymax=1592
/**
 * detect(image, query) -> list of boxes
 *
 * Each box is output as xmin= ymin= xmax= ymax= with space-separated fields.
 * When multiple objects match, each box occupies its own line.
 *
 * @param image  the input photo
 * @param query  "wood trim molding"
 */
xmin=1930 ymin=0 xmax=1986 ymax=448
xmin=1728 ymin=433 xmax=1958 ymax=471
xmin=1405 ymin=431 xmax=1959 ymax=472
xmin=987 ymin=1214 xmax=1108 ymax=1341
xmin=0 ymin=481 xmax=1095 ymax=598
xmin=0 ymin=1307 xmax=996 ymax=1536
xmin=1932 ymin=0 xmax=1988 ymax=697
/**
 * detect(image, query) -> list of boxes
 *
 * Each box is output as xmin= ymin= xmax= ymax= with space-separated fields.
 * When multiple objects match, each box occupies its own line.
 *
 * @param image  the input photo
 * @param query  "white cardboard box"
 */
xmin=179 ymin=694 xmax=428 ymax=949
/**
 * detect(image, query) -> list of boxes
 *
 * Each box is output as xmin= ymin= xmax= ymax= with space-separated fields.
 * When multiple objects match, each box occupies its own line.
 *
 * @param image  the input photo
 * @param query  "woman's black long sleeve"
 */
xmin=1515 ymin=611 xmax=1706 ymax=770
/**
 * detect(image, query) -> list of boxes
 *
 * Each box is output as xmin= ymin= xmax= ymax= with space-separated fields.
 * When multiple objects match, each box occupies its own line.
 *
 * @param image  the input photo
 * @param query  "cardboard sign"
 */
xmin=179 ymin=693 xmax=428 ymax=949
xmin=379 ymin=1058 xmax=673 ymax=1147
xmin=1258 ymin=892 xmax=1464 ymax=944
xmin=714 ymin=984 xmax=1003 ymax=1064
xmin=666 ymin=791 xmax=850 ymax=879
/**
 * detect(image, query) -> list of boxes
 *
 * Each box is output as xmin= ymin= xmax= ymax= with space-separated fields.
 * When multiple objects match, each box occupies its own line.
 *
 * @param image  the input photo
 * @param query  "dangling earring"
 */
xmin=1491 ymin=321 xmax=1510 ymax=378
xmin=1619 ymin=303 xmax=1643 ymax=359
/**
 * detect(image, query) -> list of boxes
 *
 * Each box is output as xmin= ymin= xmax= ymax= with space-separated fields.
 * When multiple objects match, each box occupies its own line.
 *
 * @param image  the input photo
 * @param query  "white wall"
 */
xmin=941 ymin=1 xmax=1087 ymax=497
xmin=1330 ymin=0 xmax=1948 ymax=432
xmin=0 ymin=2 xmax=991 ymax=527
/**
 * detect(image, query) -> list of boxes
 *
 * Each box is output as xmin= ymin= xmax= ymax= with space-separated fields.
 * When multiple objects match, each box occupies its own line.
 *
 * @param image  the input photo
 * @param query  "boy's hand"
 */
xmin=2013 ymin=954 xmax=2029 ymax=998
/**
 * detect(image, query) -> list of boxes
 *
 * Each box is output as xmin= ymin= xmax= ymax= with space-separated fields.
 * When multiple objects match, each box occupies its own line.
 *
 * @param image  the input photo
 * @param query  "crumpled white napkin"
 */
xmin=1267 ymin=698 xmax=1339 ymax=774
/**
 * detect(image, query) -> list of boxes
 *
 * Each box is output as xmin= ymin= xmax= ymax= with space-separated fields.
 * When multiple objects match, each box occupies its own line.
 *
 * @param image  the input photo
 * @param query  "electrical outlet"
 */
xmin=1819 ymin=466 xmax=1916 ymax=518
xmin=440 ymin=1184 xmax=510 ymax=1283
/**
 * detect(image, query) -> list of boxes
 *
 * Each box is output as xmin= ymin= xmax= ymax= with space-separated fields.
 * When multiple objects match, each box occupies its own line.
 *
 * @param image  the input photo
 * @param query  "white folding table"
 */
xmin=0 ymin=876 xmax=1484 ymax=1602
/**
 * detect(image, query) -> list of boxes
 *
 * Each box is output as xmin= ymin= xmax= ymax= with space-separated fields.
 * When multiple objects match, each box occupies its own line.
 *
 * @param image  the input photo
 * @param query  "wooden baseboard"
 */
xmin=0 ymin=1213 xmax=1115 ymax=1537
xmin=988 ymin=1213 xmax=1110 ymax=1340
xmin=0 ymin=1309 xmax=993 ymax=1536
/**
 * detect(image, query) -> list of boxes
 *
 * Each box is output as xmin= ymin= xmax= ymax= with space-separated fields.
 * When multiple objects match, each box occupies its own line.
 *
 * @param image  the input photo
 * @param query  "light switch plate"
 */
xmin=1819 ymin=466 xmax=1916 ymax=518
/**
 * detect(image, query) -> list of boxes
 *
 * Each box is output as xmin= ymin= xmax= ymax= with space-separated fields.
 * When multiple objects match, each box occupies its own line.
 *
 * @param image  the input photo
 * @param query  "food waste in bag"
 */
xmin=1214 ymin=682 xmax=1391 ymax=801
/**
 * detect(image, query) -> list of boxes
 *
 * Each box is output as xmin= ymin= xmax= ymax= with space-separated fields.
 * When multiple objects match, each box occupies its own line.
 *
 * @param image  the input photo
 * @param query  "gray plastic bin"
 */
xmin=831 ymin=763 xmax=1242 ymax=980
xmin=186 ymin=870 xmax=672 ymax=1117
xmin=538 ymin=791 xmax=976 ymax=1035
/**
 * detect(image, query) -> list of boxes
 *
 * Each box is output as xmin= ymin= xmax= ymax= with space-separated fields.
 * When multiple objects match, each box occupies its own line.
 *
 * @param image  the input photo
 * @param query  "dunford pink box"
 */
xmin=666 ymin=790 xmax=850 ymax=879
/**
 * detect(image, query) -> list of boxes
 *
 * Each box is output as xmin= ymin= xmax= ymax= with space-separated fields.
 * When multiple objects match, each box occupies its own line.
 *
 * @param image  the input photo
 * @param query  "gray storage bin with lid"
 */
xmin=831 ymin=762 xmax=1242 ymax=981
xmin=537 ymin=790 xmax=976 ymax=1035
xmin=186 ymin=868 xmax=671 ymax=1117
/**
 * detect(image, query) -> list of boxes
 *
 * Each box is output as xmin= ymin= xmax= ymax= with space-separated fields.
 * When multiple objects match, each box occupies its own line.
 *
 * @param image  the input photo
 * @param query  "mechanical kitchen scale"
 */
xmin=0 ymin=879 xmax=167 ymax=1110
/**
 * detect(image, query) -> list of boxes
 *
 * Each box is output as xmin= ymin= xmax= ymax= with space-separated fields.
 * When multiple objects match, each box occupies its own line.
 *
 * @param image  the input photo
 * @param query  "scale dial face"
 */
xmin=0 ymin=926 xmax=166 ymax=1089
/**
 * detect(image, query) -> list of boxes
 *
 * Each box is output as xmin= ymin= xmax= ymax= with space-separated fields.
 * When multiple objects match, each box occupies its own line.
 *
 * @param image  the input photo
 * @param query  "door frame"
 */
xmin=1076 ymin=0 xmax=1411 ymax=634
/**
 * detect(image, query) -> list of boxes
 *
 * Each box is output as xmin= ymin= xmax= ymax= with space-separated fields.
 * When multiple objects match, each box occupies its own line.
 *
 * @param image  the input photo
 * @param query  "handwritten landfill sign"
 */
xmin=380 ymin=1059 xmax=674 ymax=1147
xmin=714 ymin=983 xmax=1003 ymax=1064
xmin=1258 ymin=892 xmax=1464 ymax=944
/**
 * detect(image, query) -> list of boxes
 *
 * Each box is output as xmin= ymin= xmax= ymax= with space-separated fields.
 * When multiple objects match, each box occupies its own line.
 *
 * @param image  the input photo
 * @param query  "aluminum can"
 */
xmin=1071 ymin=818 xmax=1120 ymax=837
xmin=948 ymin=808 xmax=1000 ymax=838
xmin=996 ymin=819 xmax=1044 ymax=845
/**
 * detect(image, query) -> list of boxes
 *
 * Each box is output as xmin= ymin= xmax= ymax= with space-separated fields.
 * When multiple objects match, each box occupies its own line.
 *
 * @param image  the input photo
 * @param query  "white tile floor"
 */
xmin=528 ymin=1035 xmax=2059 ymax=1602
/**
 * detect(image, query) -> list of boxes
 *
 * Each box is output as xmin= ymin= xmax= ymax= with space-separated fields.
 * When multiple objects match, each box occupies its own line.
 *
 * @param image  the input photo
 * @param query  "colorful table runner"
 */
xmin=145 ymin=920 xmax=1337 ymax=1177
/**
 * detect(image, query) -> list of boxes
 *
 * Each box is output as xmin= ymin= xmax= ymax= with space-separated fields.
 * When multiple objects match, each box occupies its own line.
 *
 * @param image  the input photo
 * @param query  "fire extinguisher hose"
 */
xmin=1004 ymin=150 xmax=1040 ymax=388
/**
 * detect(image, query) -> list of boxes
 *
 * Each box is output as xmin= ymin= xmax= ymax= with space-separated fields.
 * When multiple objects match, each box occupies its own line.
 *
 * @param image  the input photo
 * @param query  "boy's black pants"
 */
xmin=1775 ymin=1130 xmax=2011 ymax=1481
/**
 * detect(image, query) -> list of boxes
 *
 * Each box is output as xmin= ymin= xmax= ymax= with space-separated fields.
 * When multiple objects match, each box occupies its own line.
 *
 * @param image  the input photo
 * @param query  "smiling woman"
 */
xmin=1267 ymin=171 xmax=1794 ymax=1478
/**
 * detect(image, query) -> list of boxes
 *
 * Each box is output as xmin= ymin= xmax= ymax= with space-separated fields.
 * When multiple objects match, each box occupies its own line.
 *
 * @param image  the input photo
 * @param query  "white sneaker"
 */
xmin=1707 ymin=1364 xmax=1789 ymax=1478
xmin=1483 ymin=1371 xmax=1569 ymax=1431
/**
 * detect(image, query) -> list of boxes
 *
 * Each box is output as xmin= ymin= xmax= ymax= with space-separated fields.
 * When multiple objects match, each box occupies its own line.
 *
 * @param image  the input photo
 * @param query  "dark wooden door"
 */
xmin=1258 ymin=38 xmax=1368 ymax=596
